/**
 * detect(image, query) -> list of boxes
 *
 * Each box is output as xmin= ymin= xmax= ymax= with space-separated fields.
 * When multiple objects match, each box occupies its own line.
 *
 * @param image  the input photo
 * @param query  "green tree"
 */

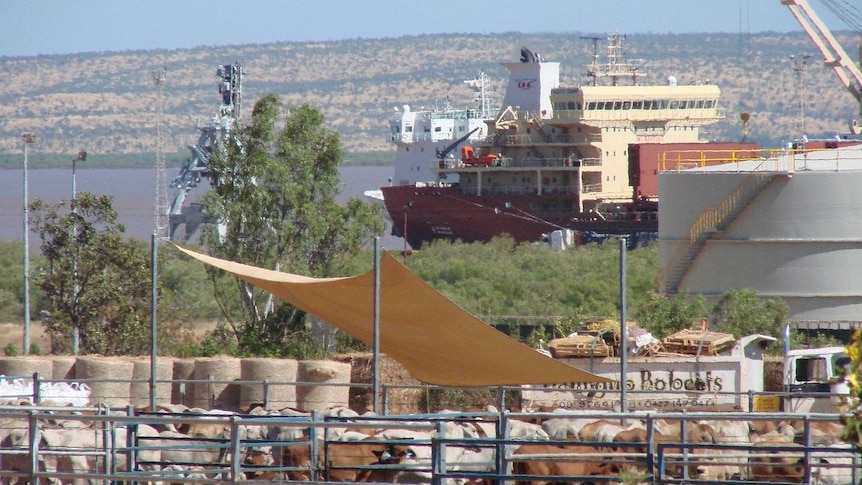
xmin=635 ymin=290 xmax=707 ymax=339
xmin=200 ymin=96 xmax=385 ymax=355
xmin=29 ymin=192 xmax=153 ymax=355
xmin=841 ymin=331 xmax=862 ymax=450
xmin=711 ymin=288 xmax=790 ymax=354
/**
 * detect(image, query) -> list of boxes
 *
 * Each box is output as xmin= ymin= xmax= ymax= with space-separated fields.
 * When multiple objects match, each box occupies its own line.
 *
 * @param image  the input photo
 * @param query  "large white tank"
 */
xmin=658 ymin=144 xmax=862 ymax=328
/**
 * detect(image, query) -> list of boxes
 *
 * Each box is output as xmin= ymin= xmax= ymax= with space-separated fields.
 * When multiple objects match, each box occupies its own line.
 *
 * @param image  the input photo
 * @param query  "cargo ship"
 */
xmin=381 ymin=35 xmax=759 ymax=249
xmin=364 ymin=72 xmax=497 ymax=204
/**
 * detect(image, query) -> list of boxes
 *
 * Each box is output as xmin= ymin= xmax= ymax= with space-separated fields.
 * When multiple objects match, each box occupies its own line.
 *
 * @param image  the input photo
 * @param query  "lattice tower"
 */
xmin=153 ymin=68 xmax=169 ymax=239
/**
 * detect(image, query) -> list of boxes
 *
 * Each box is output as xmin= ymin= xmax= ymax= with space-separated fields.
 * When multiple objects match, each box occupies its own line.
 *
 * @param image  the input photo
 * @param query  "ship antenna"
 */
xmin=580 ymin=35 xmax=603 ymax=86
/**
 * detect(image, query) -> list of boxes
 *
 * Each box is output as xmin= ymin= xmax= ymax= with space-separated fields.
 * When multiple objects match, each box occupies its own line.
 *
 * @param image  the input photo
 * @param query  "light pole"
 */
xmin=71 ymin=150 xmax=86 ymax=355
xmin=790 ymin=54 xmax=811 ymax=142
xmin=21 ymin=133 xmax=35 ymax=355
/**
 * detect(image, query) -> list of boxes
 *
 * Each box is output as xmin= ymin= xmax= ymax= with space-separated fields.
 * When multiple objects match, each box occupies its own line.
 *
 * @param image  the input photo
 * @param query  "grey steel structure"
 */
xmin=168 ymin=63 xmax=243 ymax=241
xmin=658 ymin=144 xmax=862 ymax=330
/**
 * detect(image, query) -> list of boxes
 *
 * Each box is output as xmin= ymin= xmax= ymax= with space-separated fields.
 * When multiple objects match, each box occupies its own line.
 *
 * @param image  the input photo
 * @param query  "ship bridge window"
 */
xmin=567 ymin=101 xmax=577 ymax=110
xmin=405 ymin=126 xmax=413 ymax=133
xmin=434 ymin=126 xmax=442 ymax=132
xmin=632 ymin=101 xmax=643 ymax=109
xmin=686 ymin=100 xmax=695 ymax=108
xmin=669 ymin=101 xmax=679 ymax=109
xmin=705 ymin=100 xmax=715 ymax=109
xmin=614 ymin=101 xmax=623 ymax=110
xmin=622 ymin=101 xmax=631 ymax=109
xmin=680 ymin=101 xmax=688 ymax=109
xmin=587 ymin=101 xmax=597 ymax=110
xmin=695 ymin=100 xmax=704 ymax=109
xmin=604 ymin=101 xmax=614 ymax=110
xmin=660 ymin=100 xmax=669 ymax=109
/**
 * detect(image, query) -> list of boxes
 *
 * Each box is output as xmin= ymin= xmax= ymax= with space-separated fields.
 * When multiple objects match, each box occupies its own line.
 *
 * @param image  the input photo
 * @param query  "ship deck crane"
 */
xmin=781 ymin=0 xmax=862 ymax=134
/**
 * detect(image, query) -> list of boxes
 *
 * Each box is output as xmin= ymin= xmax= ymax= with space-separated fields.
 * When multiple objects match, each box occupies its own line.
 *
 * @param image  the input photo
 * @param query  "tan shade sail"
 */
xmin=173 ymin=244 xmax=611 ymax=387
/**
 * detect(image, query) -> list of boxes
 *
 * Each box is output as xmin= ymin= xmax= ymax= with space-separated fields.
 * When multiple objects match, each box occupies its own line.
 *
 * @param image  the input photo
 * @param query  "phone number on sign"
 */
xmin=553 ymin=398 xmax=718 ymax=410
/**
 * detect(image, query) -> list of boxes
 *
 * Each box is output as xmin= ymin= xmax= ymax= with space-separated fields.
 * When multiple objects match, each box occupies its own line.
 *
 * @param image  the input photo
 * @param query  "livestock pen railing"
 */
xmin=0 ymin=373 xmax=851 ymax=417
xmin=0 ymin=405 xmax=857 ymax=485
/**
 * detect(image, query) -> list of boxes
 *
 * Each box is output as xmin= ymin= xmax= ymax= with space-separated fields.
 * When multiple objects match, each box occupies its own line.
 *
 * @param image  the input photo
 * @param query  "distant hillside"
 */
xmin=1 ymin=31 xmax=859 ymax=165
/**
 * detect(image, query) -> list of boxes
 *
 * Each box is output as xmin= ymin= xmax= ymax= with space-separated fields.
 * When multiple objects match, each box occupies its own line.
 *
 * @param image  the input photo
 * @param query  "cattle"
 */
xmin=278 ymin=436 xmax=401 ymax=482
xmin=2 ymin=423 xmax=163 ymax=485
xmin=782 ymin=420 xmax=845 ymax=445
xmin=705 ymin=419 xmax=754 ymax=479
xmin=811 ymin=446 xmax=856 ymax=484
xmin=748 ymin=440 xmax=807 ymax=483
xmin=359 ymin=441 xmax=433 ymax=483
xmin=511 ymin=443 xmax=623 ymax=485
xmin=540 ymin=416 xmax=597 ymax=440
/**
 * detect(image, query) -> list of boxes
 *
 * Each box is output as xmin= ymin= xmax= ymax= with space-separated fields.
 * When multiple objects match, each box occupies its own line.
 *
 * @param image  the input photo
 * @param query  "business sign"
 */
xmin=521 ymin=357 xmax=745 ymax=411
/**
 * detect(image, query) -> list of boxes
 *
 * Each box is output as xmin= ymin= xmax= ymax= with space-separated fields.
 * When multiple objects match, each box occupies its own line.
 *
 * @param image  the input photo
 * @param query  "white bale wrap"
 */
xmin=130 ymin=359 xmax=173 ymax=407
xmin=240 ymin=358 xmax=298 ymax=410
xmin=75 ymin=357 xmax=134 ymax=406
xmin=296 ymin=360 xmax=351 ymax=411
xmin=193 ymin=357 xmax=241 ymax=410
xmin=172 ymin=359 xmax=196 ymax=407
xmin=0 ymin=357 xmax=53 ymax=380
xmin=51 ymin=356 xmax=77 ymax=380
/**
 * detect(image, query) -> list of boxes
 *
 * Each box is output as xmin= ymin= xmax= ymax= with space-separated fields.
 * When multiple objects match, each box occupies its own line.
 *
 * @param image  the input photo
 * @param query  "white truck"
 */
xmin=521 ymin=335 xmax=849 ymax=414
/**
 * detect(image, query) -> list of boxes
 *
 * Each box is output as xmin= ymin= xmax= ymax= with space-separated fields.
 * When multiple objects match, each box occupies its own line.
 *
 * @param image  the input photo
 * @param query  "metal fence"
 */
xmin=0 ymin=403 xmax=857 ymax=484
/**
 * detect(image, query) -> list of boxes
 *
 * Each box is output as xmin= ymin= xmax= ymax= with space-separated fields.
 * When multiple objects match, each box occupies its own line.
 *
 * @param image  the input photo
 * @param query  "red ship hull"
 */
xmin=382 ymin=184 xmax=657 ymax=249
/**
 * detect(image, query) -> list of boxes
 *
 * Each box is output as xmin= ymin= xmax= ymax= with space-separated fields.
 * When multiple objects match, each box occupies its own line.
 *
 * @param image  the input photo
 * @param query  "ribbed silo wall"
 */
xmin=659 ymin=169 xmax=862 ymax=323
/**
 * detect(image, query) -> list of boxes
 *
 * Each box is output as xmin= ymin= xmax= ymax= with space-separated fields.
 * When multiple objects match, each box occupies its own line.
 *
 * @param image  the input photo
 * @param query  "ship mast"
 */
xmin=464 ymin=72 xmax=495 ymax=120
xmin=583 ymin=33 xmax=644 ymax=86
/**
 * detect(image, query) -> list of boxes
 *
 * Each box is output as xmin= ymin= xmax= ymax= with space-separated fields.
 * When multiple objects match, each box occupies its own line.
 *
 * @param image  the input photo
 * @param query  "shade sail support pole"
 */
xmin=619 ymin=237 xmax=628 ymax=415
xmin=372 ymin=237 xmax=381 ymax=414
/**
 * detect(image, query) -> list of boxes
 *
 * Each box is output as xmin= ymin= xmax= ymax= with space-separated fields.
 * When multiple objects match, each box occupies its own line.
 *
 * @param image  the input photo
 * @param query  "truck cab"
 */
xmin=784 ymin=346 xmax=851 ymax=413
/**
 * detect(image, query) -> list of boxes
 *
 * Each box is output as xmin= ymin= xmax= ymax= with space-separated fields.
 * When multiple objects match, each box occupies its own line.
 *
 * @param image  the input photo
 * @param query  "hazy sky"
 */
xmin=0 ymin=0 xmax=851 ymax=57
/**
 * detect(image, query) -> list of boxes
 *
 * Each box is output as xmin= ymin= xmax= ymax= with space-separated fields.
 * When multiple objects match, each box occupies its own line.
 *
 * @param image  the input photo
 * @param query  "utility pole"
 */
xmin=71 ymin=150 xmax=87 ymax=355
xmin=21 ymin=132 xmax=35 ymax=355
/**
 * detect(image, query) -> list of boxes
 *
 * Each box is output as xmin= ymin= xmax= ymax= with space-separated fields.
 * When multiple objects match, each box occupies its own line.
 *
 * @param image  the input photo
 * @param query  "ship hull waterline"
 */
xmin=382 ymin=185 xmax=657 ymax=249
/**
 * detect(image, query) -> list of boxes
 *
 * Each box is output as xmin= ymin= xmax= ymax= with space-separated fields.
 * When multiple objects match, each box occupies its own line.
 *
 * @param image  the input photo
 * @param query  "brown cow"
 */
xmin=281 ymin=437 xmax=399 ymax=482
xmin=511 ymin=443 xmax=622 ymax=485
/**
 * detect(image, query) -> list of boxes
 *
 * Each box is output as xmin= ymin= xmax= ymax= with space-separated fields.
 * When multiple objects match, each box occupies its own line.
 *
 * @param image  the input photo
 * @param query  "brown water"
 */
xmin=0 ymin=166 xmax=400 ymax=248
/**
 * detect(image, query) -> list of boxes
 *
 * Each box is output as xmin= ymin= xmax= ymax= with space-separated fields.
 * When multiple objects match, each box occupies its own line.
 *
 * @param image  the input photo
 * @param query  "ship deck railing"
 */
xmin=475 ymin=132 xmax=603 ymax=146
xmin=457 ymin=185 xmax=580 ymax=196
xmin=389 ymin=132 xmax=485 ymax=144
xmin=443 ymin=156 xmax=602 ymax=170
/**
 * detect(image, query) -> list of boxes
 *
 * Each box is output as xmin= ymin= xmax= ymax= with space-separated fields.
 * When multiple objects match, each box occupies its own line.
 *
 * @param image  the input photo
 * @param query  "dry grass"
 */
xmin=0 ymin=320 xmax=219 ymax=356
xmin=0 ymin=322 xmax=52 ymax=354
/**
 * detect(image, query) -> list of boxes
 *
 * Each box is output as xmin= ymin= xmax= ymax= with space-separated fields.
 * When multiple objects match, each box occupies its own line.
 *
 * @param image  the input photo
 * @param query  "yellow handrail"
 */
xmin=662 ymin=160 xmax=774 ymax=291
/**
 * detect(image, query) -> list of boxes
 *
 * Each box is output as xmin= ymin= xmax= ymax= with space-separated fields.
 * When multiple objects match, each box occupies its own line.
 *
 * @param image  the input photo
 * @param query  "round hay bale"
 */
xmin=0 ymin=356 xmax=53 ymax=380
xmin=240 ymin=358 xmax=298 ymax=410
xmin=171 ymin=359 xmax=197 ymax=407
xmin=296 ymin=360 xmax=351 ymax=412
xmin=193 ymin=357 xmax=241 ymax=410
xmin=130 ymin=359 xmax=173 ymax=408
xmin=51 ymin=356 xmax=77 ymax=380
xmin=75 ymin=357 xmax=134 ymax=407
